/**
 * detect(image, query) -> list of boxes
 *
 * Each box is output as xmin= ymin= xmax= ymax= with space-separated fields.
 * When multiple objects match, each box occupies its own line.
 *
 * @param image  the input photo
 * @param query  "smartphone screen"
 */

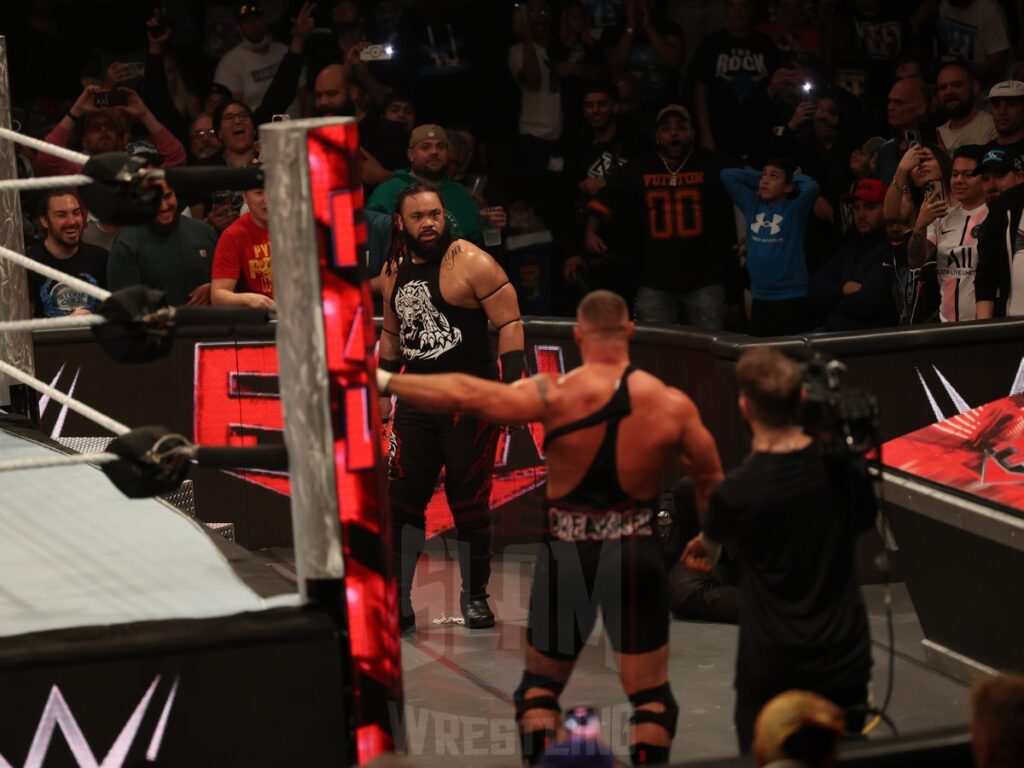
xmin=904 ymin=129 xmax=922 ymax=147
xmin=94 ymin=90 xmax=128 ymax=108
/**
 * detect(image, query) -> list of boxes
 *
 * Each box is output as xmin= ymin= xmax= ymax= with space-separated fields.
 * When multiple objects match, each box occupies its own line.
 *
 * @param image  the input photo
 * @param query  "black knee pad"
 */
xmin=628 ymin=682 xmax=679 ymax=737
xmin=515 ymin=672 xmax=567 ymax=766
xmin=629 ymin=682 xmax=678 ymax=765
xmin=513 ymin=671 xmax=567 ymax=721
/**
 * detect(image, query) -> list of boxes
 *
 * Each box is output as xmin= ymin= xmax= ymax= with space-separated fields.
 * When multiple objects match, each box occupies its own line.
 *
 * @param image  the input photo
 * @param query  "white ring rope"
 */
xmin=0 ymin=452 xmax=119 ymax=472
xmin=0 ymin=315 xmax=106 ymax=334
xmin=0 ymin=174 xmax=93 ymax=191
xmin=0 ymin=126 xmax=90 ymax=166
xmin=0 ymin=244 xmax=111 ymax=302
xmin=0 ymin=359 xmax=128 ymax=436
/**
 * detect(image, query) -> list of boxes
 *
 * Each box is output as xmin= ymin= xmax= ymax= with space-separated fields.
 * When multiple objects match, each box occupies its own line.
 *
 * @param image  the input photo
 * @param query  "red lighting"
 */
xmin=306 ymin=122 xmax=400 ymax=764
xmin=331 ymin=192 xmax=358 ymax=268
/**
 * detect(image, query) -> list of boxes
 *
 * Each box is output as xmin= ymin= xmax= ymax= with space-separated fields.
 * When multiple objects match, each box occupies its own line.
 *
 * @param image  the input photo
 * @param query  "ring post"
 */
xmin=261 ymin=116 xmax=402 ymax=765
xmin=0 ymin=36 xmax=33 ymax=408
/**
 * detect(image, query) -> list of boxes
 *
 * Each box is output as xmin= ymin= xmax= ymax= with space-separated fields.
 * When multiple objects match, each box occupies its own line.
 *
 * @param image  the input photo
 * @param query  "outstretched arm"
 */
xmin=380 ymin=371 xmax=558 ymax=425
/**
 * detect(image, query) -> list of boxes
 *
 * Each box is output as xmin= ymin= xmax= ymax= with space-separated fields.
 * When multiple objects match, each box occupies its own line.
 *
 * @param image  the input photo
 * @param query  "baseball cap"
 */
xmin=844 ymin=178 xmax=888 ymax=204
xmin=656 ymin=104 xmax=691 ymax=125
xmin=859 ymin=136 xmax=887 ymax=159
xmin=236 ymin=2 xmax=262 ymax=20
xmin=974 ymin=147 xmax=1024 ymax=175
xmin=989 ymin=80 xmax=1024 ymax=99
xmin=753 ymin=690 xmax=845 ymax=764
xmin=124 ymin=140 xmax=163 ymax=166
xmin=409 ymin=124 xmax=448 ymax=148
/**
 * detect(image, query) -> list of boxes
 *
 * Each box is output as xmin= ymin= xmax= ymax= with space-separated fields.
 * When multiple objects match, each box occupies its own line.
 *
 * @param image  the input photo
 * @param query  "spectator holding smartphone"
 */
xmin=883 ymin=143 xmax=952 ymax=228
xmin=873 ymin=78 xmax=933 ymax=184
xmin=35 ymin=85 xmax=186 ymax=178
xmin=906 ymin=144 xmax=987 ymax=322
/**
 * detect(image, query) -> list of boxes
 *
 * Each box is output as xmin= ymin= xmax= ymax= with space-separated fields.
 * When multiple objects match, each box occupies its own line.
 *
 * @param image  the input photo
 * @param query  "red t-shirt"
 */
xmin=212 ymin=212 xmax=273 ymax=298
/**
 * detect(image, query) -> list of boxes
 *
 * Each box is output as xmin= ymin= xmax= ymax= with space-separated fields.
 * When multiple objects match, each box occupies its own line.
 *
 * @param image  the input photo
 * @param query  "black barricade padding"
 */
xmin=32 ymin=315 xmax=1024 ymax=550
xmin=194 ymin=445 xmax=288 ymax=471
xmin=884 ymin=475 xmax=1024 ymax=673
xmin=677 ymin=726 xmax=971 ymax=768
xmin=171 ymin=304 xmax=273 ymax=328
xmin=101 ymin=425 xmax=190 ymax=498
xmin=164 ymin=164 xmax=264 ymax=197
xmin=92 ymin=286 xmax=172 ymax=362
xmin=0 ymin=606 xmax=349 ymax=766
xmin=79 ymin=152 xmax=162 ymax=225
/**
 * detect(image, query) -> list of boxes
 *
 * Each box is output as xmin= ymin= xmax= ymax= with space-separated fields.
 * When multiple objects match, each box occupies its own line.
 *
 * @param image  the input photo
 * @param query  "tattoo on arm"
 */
xmin=445 ymin=243 xmax=462 ymax=269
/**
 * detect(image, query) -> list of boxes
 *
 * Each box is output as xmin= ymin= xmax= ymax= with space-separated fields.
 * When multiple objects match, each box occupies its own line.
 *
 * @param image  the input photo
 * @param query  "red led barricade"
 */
xmin=193 ymin=341 xmax=288 ymax=495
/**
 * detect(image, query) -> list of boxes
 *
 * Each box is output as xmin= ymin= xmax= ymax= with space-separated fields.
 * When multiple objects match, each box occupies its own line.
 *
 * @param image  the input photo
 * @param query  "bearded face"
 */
xmin=398 ymin=190 xmax=453 ymax=262
xmin=403 ymin=225 xmax=453 ymax=262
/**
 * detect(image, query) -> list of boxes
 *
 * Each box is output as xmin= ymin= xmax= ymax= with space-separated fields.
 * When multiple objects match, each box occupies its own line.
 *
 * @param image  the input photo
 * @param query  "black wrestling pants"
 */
xmin=388 ymin=402 xmax=499 ymax=615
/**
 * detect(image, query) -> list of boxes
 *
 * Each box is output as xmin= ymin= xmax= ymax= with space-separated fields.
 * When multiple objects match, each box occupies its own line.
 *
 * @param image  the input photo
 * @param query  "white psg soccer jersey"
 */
xmin=928 ymin=203 xmax=988 ymax=322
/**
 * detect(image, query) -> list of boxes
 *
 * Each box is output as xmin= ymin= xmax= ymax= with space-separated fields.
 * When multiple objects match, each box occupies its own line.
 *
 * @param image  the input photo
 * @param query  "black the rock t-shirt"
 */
xmin=25 ymin=242 xmax=108 ymax=318
xmin=704 ymin=443 xmax=876 ymax=694
xmin=693 ymin=30 xmax=781 ymax=160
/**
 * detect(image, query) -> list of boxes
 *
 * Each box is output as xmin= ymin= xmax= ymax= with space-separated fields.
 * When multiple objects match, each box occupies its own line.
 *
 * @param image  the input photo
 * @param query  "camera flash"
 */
xmin=803 ymin=82 xmax=813 ymax=92
xmin=385 ymin=45 xmax=393 ymax=55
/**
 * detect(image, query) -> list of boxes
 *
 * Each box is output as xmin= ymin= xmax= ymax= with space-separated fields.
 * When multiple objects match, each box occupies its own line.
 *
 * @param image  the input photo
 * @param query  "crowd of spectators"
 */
xmin=11 ymin=0 xmax=1024 ymax=329
xmin=10 ymin=3 xmax=1024 ymax=763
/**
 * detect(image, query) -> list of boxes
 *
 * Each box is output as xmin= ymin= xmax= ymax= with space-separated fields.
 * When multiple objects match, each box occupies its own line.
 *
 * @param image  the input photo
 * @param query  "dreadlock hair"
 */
xmin=384 ymin=181 xmax=443 ymax=276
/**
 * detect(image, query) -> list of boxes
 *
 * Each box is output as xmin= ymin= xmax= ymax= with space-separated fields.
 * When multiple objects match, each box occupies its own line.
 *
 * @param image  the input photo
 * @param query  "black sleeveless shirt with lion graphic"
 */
xmin=390 ymin=255 xmax=496 ymax=378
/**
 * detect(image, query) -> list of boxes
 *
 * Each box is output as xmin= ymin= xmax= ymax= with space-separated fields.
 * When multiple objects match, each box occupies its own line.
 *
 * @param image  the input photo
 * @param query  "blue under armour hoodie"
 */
xmin=720 ymin=167 xmax=820 ymax=300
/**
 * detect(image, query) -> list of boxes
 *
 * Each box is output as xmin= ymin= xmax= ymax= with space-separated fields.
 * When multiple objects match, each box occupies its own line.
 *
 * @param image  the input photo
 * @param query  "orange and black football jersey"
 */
xmin=589 ymin=148 xmax=737 ymax=293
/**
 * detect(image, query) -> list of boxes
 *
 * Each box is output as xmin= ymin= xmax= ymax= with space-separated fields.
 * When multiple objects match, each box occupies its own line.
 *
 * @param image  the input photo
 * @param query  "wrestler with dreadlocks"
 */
xmin=379 ymin=182 xmax=525 ymax=633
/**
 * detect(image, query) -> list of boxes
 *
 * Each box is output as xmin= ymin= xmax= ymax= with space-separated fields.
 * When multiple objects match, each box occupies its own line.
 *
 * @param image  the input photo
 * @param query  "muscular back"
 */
xmin=542 ymin=363 xmax=715 ymax=503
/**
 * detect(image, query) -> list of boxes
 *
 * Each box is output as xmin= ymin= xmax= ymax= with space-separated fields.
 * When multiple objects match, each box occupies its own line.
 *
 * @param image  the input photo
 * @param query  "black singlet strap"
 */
xmin=543 ymin=365 xmax=636 ymax=450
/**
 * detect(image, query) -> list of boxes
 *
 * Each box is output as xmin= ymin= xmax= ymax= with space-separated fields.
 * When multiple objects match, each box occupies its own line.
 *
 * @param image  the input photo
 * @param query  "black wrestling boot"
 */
xmin=460 ymin=593 xmax=495 ymax=629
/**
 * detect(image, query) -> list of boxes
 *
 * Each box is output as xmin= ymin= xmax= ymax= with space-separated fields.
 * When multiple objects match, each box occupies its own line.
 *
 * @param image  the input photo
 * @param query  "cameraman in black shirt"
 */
xmin=683 ymin=346 xmax=876 ymax=753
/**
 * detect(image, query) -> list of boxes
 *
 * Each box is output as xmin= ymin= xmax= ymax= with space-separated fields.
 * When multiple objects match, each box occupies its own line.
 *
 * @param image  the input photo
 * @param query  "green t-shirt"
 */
xmin=366 ymin=170 xmax=484 ymax=245
xmin=108 ymin=216 xmax=219 ymax=305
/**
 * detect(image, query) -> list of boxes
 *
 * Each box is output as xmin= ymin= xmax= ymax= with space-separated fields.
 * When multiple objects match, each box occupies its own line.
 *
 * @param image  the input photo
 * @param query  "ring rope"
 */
xmin=0 ymin=175 xmax=93 ymax=192
xmin=0 ymin=244 xmax=111 ymax=302
xmin=0 ymin=126 xmax=90 ymax=166
xmin=0 ymin=359 xmax=129 ymax=435
xmin=0 ymin=315 xmax=106 ymax=334
xmin=0 ymin=451 xmax=119 ymax=473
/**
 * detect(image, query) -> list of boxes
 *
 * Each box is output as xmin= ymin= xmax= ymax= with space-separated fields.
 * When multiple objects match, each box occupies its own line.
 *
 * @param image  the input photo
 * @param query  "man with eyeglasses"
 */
xmin=188 ymin=114 xmax=223 ymax=163
xmin=213 ymin=101 xmax=259 ymax=168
